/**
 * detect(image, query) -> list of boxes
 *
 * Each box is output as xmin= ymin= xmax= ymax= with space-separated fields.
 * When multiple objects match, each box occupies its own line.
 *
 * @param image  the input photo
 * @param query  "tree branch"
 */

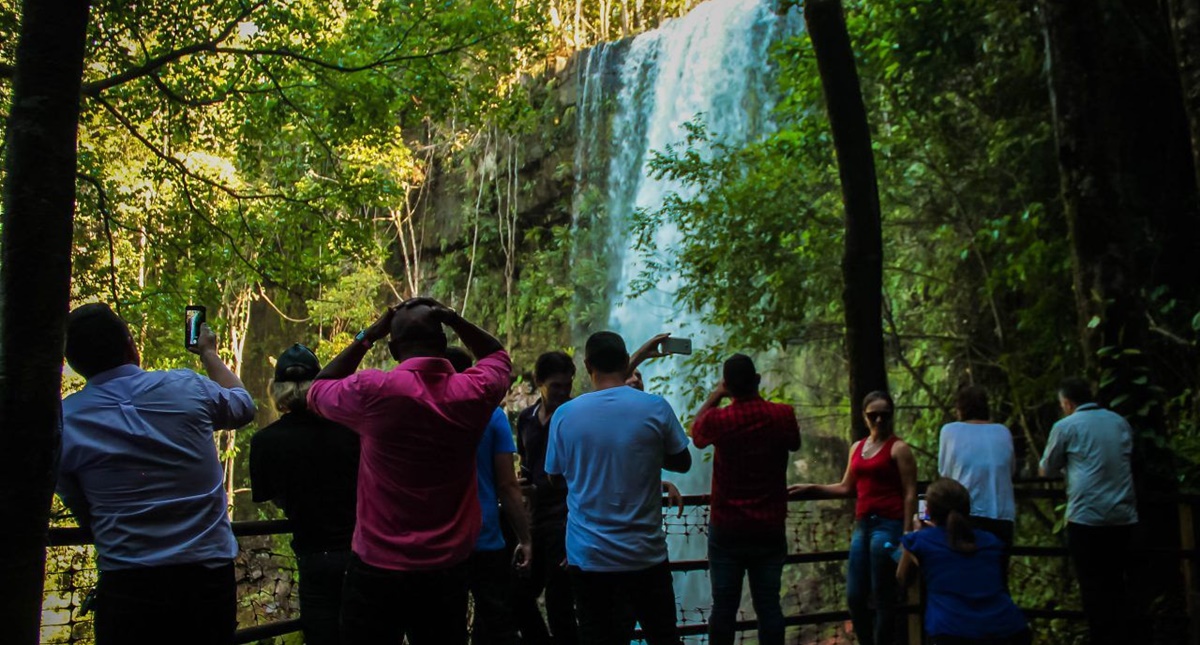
xmin=257 ymin=283 xmax=311 ymax=323
xmin=77 ymin=174 xmax=122 ymax=314
xmin=147 ymin=72 xmax=238 ymax=108
xmin=80 ymin=0 xmax=267 ymax=96
xmin=92 ymin=95 xmax=312 ymax=205
xmin=211 ymin=31 xmax=507 ymax=72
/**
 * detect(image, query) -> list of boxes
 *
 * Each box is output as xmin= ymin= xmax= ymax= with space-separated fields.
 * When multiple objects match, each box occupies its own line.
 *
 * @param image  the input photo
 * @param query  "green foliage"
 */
xmin=633 ymin=0 xmax=1073 ymax=459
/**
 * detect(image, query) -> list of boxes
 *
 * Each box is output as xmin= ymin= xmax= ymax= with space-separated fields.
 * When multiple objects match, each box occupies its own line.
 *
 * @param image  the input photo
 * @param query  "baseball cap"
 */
xmin=274 ymin=344 xmax=320 ymax=382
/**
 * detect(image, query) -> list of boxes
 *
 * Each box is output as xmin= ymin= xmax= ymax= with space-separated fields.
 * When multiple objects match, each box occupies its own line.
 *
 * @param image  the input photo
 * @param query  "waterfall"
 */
xmin=572 ymin=0 xmax=799 ymax=638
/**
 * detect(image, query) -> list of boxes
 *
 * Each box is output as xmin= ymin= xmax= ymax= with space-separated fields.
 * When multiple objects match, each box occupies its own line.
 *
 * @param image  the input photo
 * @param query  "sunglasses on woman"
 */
xmin=865 ymin=411 xmax=893 ymax=423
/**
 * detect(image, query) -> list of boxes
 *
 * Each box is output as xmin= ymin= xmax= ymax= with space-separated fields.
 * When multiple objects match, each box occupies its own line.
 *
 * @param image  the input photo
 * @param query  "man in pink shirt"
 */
xmin=307 ymin=298 xmax=511 ymax=644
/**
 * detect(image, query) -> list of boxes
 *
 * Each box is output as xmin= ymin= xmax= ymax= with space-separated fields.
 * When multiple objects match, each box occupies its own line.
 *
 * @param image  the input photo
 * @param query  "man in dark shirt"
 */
xmin=250 ymin=344 xmax=360 ymax=645
xmin=513 ymin=351 xmax=578 ymax=645
xmin=692 ymin=354 xmax=800 ymax=645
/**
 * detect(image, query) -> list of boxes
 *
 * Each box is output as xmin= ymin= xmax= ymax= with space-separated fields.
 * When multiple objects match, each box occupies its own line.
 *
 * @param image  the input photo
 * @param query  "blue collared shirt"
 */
xmin=1040 ymin=403 xmax=1138 ymax=526
xmin=57 ymin=364 xmax=257 ymax=570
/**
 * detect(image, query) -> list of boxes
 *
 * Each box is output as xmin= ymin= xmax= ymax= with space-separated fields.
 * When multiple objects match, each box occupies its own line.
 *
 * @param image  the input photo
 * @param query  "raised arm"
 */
xmin=628 ymin=333 xmax=671 ymax=378
xmin=894 ymin=440 xmax=918 ymax=533
xmin=789 ymin=442 xmax=859 ymax=499
xmin=691 ymin=381 xmax=729 ymax=449
xmin=191 ymin=323 xmax=245 ymax=391
xmin=316 ymin=306 xmax=395 ymax=381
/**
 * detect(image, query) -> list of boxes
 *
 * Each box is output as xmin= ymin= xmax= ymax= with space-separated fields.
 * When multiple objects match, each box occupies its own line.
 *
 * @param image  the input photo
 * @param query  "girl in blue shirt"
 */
xmin=898 ymin=478 xmax=1030 ymax=645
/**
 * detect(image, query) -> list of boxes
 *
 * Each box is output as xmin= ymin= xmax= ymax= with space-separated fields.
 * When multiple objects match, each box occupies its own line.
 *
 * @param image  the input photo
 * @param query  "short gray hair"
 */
xmin=270 ymin=379 xmax=312 ymax=413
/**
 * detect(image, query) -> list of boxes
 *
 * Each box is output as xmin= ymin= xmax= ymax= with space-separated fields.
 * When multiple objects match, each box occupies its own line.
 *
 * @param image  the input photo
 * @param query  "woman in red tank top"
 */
xmin=789 ymin=391 xmax=918 ymax=645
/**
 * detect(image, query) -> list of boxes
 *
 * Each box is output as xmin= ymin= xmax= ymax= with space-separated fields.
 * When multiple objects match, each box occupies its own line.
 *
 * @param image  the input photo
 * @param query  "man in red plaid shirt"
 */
xmin=692 ymin=354 xmax=800 ymax=645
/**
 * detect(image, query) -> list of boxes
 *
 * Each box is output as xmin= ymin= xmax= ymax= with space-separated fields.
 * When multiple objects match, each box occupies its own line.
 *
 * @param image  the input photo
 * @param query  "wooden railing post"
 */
xmin=1180 ymin=501 xmax=1198 ymax=645
xmin=907 ymin=578 xmax=923 ymax=645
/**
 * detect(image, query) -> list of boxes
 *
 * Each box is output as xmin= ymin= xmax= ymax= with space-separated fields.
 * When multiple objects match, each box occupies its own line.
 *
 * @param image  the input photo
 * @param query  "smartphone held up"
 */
xmin=185 ymin=306 xmax=206 ymax=350
xmin=660 ymin=336 xmax=692 ymax=355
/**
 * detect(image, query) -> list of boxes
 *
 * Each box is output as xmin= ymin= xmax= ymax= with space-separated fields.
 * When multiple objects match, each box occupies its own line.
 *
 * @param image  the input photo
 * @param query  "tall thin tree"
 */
xmin=0 ymin=1 xmax=92 ymax=643
xmin=804 ymin=0 xmax=888 ymax=440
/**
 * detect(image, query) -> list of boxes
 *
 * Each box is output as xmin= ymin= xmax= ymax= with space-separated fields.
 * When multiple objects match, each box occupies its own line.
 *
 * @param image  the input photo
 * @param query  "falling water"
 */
xmin=572 ymin=0 xmax=798 ymax=638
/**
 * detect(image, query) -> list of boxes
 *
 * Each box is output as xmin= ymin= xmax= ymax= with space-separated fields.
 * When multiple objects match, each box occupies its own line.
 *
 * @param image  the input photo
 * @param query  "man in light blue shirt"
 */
xmin=1040 ymin=377 xmax=1138 ymax=645
xmin=545 ymin=331 xmax=691 ymax=645
xmin=57 ymin=303 xmax=256 ymax=645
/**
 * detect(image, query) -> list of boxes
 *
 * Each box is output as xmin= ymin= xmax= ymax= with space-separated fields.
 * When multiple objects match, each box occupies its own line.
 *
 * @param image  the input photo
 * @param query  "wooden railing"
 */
xmin=44 ymin=480 xmax=1200 ymax=644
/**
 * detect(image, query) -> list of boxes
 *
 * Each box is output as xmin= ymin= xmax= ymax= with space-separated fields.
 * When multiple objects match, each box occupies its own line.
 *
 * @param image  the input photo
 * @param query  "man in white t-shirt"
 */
xmin=545 ymin=331 xmax=692 ymax=645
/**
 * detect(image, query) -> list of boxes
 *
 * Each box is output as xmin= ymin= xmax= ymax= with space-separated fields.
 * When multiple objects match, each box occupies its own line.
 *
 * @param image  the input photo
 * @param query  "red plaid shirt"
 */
xmin=692 ymin=396 xmax=800 ymax=535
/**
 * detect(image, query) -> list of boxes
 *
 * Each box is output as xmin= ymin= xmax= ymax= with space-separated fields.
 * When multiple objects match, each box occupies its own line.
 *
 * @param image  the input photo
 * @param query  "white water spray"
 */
xmin=573 ymin=0 xmax=798 ymax=637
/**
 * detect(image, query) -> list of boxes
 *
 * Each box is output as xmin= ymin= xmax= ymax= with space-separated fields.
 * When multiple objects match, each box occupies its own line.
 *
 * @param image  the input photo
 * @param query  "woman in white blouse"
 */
xmin=938 ymin=385 xmax=1016 ymax=586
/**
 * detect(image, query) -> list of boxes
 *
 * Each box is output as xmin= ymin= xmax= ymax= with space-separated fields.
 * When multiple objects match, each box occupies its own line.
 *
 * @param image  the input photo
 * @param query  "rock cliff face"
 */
xmin=415 ymin=57 xmax=584 ymax=251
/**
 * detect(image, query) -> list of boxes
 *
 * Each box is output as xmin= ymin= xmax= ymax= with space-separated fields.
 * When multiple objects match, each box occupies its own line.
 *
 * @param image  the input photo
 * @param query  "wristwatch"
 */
xmin=355 ymin=329 xmax=372 ymax=349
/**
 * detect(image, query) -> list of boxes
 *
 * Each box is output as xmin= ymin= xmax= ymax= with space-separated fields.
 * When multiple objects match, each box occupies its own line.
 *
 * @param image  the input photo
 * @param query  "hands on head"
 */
xmin=363 ymin=297 xmax=460 ymax=344
xmin=399 ymin=296 xmax=458 ymax=323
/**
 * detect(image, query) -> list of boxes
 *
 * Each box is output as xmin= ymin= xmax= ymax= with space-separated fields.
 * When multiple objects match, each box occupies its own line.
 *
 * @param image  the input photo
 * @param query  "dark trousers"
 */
xmin=93 ymin=561 xmax=236 ymax=645
xmin=969 ymin=516 xmax=1014 ymax=590
xmin=569 ymin=560 xmax=681 ymax=645
xmin=1067 ymin=522 xmax=1135 ymax=645
xmin=469 ymin=548 xmax=520 ymax=645
xmin=707 ymin=530 xmax=786 ymax=645
xmin=513 ymin=523 xmax=578 ymax=645
xmin=341 ymin=553 xmax=470 ymax=645
xmin=297 ymin=549 xmax=353 ymax=645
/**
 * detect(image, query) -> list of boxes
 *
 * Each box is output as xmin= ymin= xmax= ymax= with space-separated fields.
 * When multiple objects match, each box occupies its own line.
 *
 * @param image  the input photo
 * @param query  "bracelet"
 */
xmin=354 ymin=329 xmax=373 ymax=349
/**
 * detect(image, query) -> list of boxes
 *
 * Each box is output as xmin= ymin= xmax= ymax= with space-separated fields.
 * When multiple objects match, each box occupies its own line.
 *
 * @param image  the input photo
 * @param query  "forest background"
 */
xmin=3 ymin=0 xmax=1200 ymax=643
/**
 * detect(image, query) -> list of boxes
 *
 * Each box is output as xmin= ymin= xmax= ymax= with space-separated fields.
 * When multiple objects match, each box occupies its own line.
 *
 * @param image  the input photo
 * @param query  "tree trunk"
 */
xmin=0 ymin=1 xmax=92 ymax=644
xmin=1038 ymin=0 xmax=1197 ymax=421
xmin=1039 ymin=1 xmax=1199 ymax=635
xmin=804 ymin=0 xmax=888 ymax=441
xmin=1169 ymin=0 xmax=1200 ymax=195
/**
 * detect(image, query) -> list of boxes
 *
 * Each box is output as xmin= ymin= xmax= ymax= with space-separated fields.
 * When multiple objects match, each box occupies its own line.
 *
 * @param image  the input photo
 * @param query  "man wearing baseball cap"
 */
xmin=250 ymin=343 xmax=360 ymax=645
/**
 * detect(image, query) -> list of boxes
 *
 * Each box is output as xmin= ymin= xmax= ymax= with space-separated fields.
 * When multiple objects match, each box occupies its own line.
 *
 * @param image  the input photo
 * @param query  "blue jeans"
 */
xmin=847 ymin=516 xmax=902 ymax=645
xmin=707 ymin=530 xmax=786 ymax=645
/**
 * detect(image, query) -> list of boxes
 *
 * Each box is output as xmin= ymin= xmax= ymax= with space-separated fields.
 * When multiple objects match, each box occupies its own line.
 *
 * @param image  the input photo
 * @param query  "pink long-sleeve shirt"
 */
xmin=307 ymin=351 xmax=511 ymax=570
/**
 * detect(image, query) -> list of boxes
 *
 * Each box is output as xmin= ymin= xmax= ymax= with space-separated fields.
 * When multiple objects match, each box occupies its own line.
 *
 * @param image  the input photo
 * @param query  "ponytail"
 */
xmin=926 ymin=478 xmax=977 ymax=553
xmin=944 ymin=509 xmax=977 ymax=553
